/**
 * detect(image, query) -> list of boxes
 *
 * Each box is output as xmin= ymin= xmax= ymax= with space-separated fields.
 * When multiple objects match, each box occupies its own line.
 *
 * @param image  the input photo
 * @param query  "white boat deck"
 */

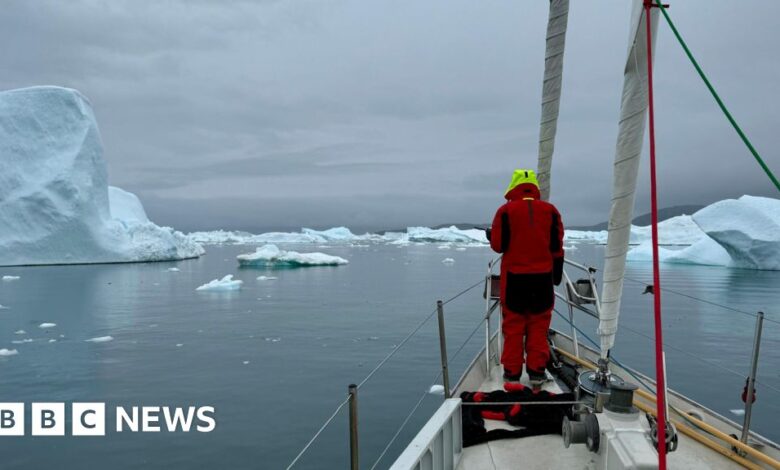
xmin=456 ymin=363 xmax=738 ymax=470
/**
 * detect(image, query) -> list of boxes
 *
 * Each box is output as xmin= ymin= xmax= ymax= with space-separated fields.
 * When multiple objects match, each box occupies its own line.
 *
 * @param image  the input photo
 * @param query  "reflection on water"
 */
xmin=0 ymin=244 xmax=778 ymax=469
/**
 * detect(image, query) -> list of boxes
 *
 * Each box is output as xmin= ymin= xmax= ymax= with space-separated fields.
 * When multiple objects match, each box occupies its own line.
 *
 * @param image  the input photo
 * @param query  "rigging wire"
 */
xmin=653 ymin=0 xmax=780 ymax=192
xmin=623 ymin=275 xmax=780 ymax=326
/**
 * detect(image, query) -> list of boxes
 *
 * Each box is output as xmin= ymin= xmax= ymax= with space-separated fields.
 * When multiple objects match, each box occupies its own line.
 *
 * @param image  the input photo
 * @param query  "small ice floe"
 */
xmin=48 ymin=339 xmax=57 ymax=343
xmin=437 ymin=244 xmax=451 ymax=250
xmin=85 ymin=336 xmax=114 ymax=343
xmin=0 ymin=348 xmax=19 ymax=357
xmin=39 ymin=323 xmax=57 ymax=329
xmin=14 ymin=330 xmax=26 ymax=335
xmin=264 ymin=337 xmax=281 ymax=343
xmin=242 ymin=360 xmax=250 ymax=365
xmin=167 ymin=267 xmax=180 ymax=272
xmin=12 ymin=339 xmax=33 ymax=344
xmin=256 ymin=275 xmax=278 ymax=281
xmin=455 ymin=247 xmax=467 ymax=252
xmin=428 ymin=385 xmax=445 ymax=395
xmin=237 ymin=244 xmax=348 ymax=267
xmin=2 ymin=275 xmax=20 ymax=281
xmin=564 ymin=245 xmax=578 ymax=251
xmin=0 ymin=304 xmax=8 ymax=309
xmin=196 ymin=275 xmax=243 ymax=291
xmin=368 ymin=336 xmax=379 ymax=341
xmin=730 ymin=409 xmax=746 ymax=416
xmin=176 ymin=343 xmax=183 ymax=347
xmin=442 ymin=258 xmax=455 ymax=264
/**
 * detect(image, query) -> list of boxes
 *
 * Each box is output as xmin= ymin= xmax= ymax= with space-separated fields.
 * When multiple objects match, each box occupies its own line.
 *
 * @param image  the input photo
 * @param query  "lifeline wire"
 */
xmin=654 ymin=0 xmax=780 ymax=192
xmin=285 ymin=395 xmax=352 ymax=470
xmin=357 ymin=279 xmax=483 ymax=389
xmin=370 ymin=311 xmax=487 ymax=469
xmin=288 ymin=278 xmax=482 ymax=468
xmin=623 ymin=275 xmax=780 ymax=326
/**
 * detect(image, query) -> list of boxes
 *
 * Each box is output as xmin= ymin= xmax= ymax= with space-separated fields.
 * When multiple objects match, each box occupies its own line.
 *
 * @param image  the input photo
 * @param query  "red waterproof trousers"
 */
xmin=501 ymin=308 xmax=552 ymax=376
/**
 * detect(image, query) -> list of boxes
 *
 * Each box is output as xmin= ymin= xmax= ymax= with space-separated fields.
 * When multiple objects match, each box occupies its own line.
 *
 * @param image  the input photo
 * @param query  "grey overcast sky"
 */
xmin=2 ymin=1 xmax=778 ymax=232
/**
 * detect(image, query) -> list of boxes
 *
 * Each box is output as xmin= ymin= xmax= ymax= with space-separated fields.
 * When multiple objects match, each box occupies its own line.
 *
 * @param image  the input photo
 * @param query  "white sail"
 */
xmin=536 ymin=0 xmax=569 ymax=202
xmin=598 ymin=1 xmax=659 ymax=356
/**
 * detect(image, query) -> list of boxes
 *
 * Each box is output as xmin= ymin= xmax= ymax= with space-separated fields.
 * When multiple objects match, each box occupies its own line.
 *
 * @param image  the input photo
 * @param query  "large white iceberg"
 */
xmin=626 ymin=195 xmax=780 ymax=270
xmin=237 ymin=244 xmax=348 ymax=267
xmin=0 ymin=86 xmax=203 ymax=266
xmin=400 ymin=226 xmax=487 ymax=244
xmin=693 ymin=195 xmax=780 ymax=270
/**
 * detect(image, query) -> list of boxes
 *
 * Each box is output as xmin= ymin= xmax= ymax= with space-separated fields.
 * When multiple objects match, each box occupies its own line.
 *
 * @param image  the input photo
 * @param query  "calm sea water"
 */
xmin=0 ymin=243 xmax=778 ymax=469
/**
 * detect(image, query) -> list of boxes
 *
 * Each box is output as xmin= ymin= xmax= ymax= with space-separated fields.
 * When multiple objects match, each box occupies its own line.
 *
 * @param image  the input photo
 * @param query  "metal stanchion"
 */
xmin=740 ymin=311 xmax=764 ymax=443
xmin=348 ymin=384 xmax=359 ymax=470
xmin=437 ymin=300 xmax=451 ymax=398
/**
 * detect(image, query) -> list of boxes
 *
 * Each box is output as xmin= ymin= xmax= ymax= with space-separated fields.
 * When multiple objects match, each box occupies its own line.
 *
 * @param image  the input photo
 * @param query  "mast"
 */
xmin=536 ymin=0 xmax=570 ymax=201
xmin=598 ymin=1 xmax=659 ymax=357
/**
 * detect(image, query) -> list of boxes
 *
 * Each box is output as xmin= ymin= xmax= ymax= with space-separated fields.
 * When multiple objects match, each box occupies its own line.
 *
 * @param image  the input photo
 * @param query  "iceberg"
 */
xmin=39 ymin=322 xmax=57 ymax=329
xmin=2 ymin=275 xmax=20 ymax=281
xmin=626 ymin=195 xmax=780 ymax=270
xmin=627 ymin=237 xmax=731 ymax=267
xmin=237 ymin=244 xmax=348 ymax=267
xmin=188 ymin=226 xmax=381 ymax=245
xmin=0 ymin=86 xmax=204 ymax=266
xmin=567 ymin=216 xmax=705 ymax=246
xmin=442 ymin=258 xmax=456 ymax=264
xmin=693 ymin=195 xmax=780 ymax=270
xmin=196 ymin=275 xmax=243 ymax=291
xmin=404 ymin=226 xmax=487 ymax=244
xmin=0 ymin=349 xmax=19 ymax=357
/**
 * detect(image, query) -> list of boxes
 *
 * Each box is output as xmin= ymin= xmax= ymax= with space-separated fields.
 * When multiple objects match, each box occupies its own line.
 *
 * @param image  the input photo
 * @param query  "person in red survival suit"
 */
xmin=488 ymin=169 xmax=564 ymax=385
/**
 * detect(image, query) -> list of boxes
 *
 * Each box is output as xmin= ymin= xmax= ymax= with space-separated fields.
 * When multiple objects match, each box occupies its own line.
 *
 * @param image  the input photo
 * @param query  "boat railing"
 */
xmin=287 ymin=255 xmax=778 ymax=470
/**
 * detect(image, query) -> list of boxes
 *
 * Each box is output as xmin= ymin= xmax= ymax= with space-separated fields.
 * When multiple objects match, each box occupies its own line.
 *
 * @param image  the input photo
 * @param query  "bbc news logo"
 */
xmin=0 ymin=403 xmax=216 ymax=436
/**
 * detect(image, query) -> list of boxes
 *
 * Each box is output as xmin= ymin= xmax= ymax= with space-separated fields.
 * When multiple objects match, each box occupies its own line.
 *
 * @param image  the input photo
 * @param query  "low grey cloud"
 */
xmin=1 ymin=0 xmax=778 ymax=231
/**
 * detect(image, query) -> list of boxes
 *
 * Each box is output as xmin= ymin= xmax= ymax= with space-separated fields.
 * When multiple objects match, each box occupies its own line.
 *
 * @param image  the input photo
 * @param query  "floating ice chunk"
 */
xmin=167 ymin=267 xmax=180 ymax=272
xmin=12 ymin=339 xmax=33 ymax=344
xmin=428 ymin=385 xmax=445 ymax=395
xmin=85 ymin=335 xmax=114 ymax=343
xmin=442 ymin=258 xmax=455 ymax=264
xmin=176 ymin=343 xmax=183 ymax=347
xmin=0 ymin=304 xmax=8 ymax=309
xmin=256 ymin=275 xmax=278 ymax=281
xmin=14 ymin=329 xmax=25 ymax=335
xmin=693 ymin=195 xmax=780 ymax=270
xmin=565 ymin=230 xmax=608 ymax=244
xmin=264 ymin=337 xmax=281 ymax=342
xmin=237 ymin=245 xmax=348 ymax=267
xmin=242 ymin=360 xmax=250 ymax=365
xmin=196 ymin=274 xmax=243 ymax=291
xmin=730 ymin=409 xmax=746 ymax=416
xmin=627 ymin=237 xmax=731 ymax=267
xmin=402 ymin=226 xmax=487 ymax=244
xmin=0 ymin=349 xmax=19 ymax=357
xmin=455 ymin=247 xmax=467 ymax=252
xmin=630 ymin=215 xmax=706 ymax=245
xmin=48 ymin=339 xmax=57 ymax=343
xmin=39 ymin=322 xmax=56 ymax=329
xmin=2 ymin=275 xmax=20 ymax=281
xmin=438 ymin=245 xmax=451 ymax=250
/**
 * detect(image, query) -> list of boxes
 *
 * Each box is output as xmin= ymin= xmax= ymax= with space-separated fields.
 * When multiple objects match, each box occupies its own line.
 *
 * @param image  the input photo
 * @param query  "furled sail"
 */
xmin=598 ymin=1 xmax=659 ymax=356
xmin=536 ymin=0 xmax=569 ymax=202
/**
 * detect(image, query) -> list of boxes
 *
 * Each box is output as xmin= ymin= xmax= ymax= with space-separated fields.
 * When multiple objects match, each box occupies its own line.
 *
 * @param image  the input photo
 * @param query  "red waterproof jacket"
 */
xmin=490 ymin=183 xmax=564 ymax=313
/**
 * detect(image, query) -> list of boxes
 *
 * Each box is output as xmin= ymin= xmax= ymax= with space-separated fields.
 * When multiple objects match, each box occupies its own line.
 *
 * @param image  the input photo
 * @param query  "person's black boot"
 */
xmin=503 ymin=368 xmax=521 ymax=382
xmin=527 ymin=369 xmax=546 ymax=388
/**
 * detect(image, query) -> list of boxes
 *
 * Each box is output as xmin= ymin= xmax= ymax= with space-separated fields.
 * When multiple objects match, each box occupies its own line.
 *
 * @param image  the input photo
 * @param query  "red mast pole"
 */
xmin=644 ymin=1 xmax=667 ymax=468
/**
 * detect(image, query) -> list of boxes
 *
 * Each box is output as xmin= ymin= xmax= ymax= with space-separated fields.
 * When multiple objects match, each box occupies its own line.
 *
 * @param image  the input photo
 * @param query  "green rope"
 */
xmin=654 ymin=0 xmax=780 ymax=193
